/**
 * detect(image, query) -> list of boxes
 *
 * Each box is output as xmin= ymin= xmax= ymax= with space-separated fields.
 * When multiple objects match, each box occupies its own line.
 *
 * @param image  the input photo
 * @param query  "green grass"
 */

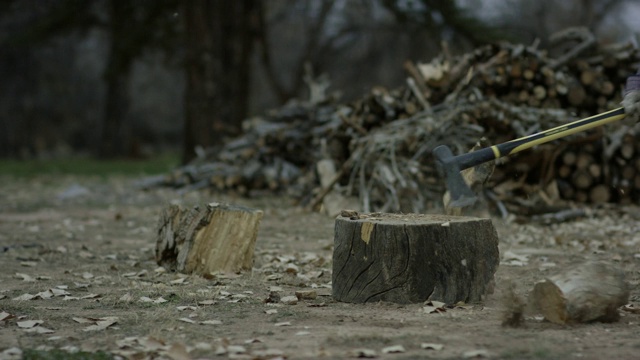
xmin=0 ymin=153 xmax=179 ymax=177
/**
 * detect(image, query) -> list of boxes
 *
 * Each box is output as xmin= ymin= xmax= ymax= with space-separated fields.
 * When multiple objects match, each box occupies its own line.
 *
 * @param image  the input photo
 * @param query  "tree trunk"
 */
xmin=182 ymin=0 xmax=258 ymax=163
xmin=99 ymin=0 xmax=134 ymax=158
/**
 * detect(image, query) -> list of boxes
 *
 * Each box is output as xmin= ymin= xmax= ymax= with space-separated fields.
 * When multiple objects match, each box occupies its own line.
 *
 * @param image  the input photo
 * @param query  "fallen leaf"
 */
xmin=170 ymin=277 xmax=188 ymax=285
xmin=265 ymin=309 xmax=278 ymax=315
xmin=347 ymin=348 xmax=376 ymax=358
xmin=20 ymin=261 xmax=38 ymax=267
xmin=12 ymin=293 xmax=36 ymax=301
xmin=178 ymin=318 xmax=196 ymax=324
xmin=281 ymin=296 xmax=298 ymax=305
xmin=24 ymin=326 xmax=55 ymax=334
xmin=0 ymin=312 xmax=15 ymax=322
xmin=622 ymin=304 xmax=640 ymax=314
xmin=295 ymin=331 xmax=310 ymax=336
xmin=382 ymin=345 xmax=405 ymax=354
xmin=177 ymin=306 xmax=197 ymax=311
xmin=274 ymin=322 xmax=291 ymax=327
xmin=62 ymin=296 xmax=80 ymax=301
xmin=421 ymin=343 xmax=444 ymax=351
xmin=200 ymin=320 xmax=223 ymax=325
xmin=227 ymin=345 xmax=246 ymax=354
xmin=463 ymin=349 xmax=489 ymax=358
xmin=164 ymin=343 xmax=191 ymax=360
xmin=119 ymin=293 xmax=134 ymax=302
xmin=73 ymin=316 xmax=118 ymax=332
xmin=15 ymin=273 xmax=36 ymax=282
xmin=139 ymin=296 xmax=168 ymax=304
xmin=198 ymin=299 xmax=216 ymax=306
xmin=295 ymin=290 xmax=317 ymax=300
xmin=17 ymin=320 xmax=43 ymax=328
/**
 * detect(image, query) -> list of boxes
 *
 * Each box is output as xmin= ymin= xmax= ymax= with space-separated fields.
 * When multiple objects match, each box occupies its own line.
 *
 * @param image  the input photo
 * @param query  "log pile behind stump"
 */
xmin=139 ymin=28 xmax=640 ymax=216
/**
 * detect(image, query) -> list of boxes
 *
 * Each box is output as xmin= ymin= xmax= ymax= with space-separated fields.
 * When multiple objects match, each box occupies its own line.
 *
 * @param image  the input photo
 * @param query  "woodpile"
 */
xmin=139 ymin=28 xmax=640 ymax=216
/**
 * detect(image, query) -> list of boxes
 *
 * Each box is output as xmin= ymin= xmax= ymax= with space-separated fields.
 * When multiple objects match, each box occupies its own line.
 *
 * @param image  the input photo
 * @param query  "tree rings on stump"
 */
xmin=155 ymin=202 xmax=263 ymax=275
xmin=332 ymin=211 xmax=499 ymax=304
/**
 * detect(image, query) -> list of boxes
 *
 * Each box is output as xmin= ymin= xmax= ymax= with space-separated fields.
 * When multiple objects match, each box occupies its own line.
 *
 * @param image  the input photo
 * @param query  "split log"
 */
xmin=156 ymin=202 xmax=263 ymax=275
xmin=531 ymin=261 xmax=629 ymax=324
xmin=332 ymin=211 xmax=499 ymax=304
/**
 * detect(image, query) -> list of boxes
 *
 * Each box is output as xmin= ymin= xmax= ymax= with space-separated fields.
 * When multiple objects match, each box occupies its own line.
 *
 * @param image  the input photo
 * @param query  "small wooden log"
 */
xmin=531 ymin=261 xmax=629 ymax=324
xmin=156 ymin=202 xmax=263 ymax=275
xmin=332 ymin=212 xmax=499 ymax=304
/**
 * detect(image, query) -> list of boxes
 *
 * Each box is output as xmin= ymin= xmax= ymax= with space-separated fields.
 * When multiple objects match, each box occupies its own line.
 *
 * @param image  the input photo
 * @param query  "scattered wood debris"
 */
xmin=140 ymin=29 xmax=640 ymax=216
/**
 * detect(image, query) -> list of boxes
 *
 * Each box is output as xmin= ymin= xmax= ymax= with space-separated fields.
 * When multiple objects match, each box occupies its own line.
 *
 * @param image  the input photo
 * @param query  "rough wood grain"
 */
xmin=332 ymin=212 xmax=499 ymax=304
xmin=531 ymin=261 xmax=629 ymax=324
xmin=156 ymin=202 xmax=263 ymax=275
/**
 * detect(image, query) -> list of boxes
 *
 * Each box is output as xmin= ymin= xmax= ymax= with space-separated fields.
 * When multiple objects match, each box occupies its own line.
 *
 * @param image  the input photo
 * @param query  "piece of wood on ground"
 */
xmin=156 ymin=202 xmax=263 ymax=275
xmin=315 ymin=159 xmax=359 ymax=217
xmin=332 ymin=211 xmax=499 ymax=304
xmin=531 ymin=261 xmax=629 ymax=324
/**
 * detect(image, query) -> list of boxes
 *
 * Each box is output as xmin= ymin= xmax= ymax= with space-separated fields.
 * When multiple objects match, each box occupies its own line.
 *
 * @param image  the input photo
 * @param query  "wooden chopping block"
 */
xmin=332 ymin=211 xmax=499 ymax=304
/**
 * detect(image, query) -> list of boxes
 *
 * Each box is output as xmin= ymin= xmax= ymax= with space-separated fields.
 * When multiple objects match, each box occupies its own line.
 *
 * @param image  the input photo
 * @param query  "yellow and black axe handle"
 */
xmin=433 ymin=107 xmax=627 ymax=207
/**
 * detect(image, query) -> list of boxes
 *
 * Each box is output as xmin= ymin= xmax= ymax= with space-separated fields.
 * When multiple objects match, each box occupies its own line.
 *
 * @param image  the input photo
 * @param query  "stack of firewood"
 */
xmin=139 ymin=28 xmax=640 ymax=216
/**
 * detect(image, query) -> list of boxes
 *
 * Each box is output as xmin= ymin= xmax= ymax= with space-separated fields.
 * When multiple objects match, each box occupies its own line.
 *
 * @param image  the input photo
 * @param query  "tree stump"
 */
xmin=155 ymin=202 xmax=263 ymax=275
xmin=332 ymin=211 xmax=499 ymax=304
xmin=531 ymin=261 xmax=629 ymax=324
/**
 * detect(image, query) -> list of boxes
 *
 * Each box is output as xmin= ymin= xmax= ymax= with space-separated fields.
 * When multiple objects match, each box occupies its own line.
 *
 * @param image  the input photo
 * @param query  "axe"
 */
xmin=433 ymin=107 xmax=626 ymax=208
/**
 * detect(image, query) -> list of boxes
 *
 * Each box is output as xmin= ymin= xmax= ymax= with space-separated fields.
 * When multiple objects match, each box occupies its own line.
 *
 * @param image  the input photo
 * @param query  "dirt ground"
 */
xmin=0 ymin=175 xmax=639 ymax=360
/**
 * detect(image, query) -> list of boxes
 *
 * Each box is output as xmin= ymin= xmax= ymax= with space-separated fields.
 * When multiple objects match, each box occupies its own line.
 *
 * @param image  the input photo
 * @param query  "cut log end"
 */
xmin=332 ymin=212 xmax=500 ymax=304
xmin=156 ymin=202 xmax=263 ymax=275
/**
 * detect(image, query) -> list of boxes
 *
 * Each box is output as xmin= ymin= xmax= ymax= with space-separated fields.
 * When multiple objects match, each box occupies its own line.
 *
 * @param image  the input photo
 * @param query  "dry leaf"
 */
xmin=119 ymin=293 xmax=134 ymax=302
xmin=421 ymin=343 xmax=444 ymax=351
xmin=74 ymin=316 xmax=119 ymax=332
xmin=15 ymin=273 xmax=35 ymax=282
xmin=198 ymin=299 xmax=216 ymax=306
xmin=165 ymin=343 xmax=191 ymax=360
xmin=17 ymin=320 xmax=43 ymax=328
xmin=12 ymin=293 xmax=36 ymax=301
xmin=0 ymin=312 xmax=15 ymax=322
xmin=347 ymin=348 xmax=376 ymax=358
xmin=177 ymin=306 xmax=197 ymax=311
xmin=295 ymin=290 xmax=317 ymax=300
xmin=274 ymin=322 xmax=291 ymax=327
xmin=227 ymin=345 xmax=247 ymax=355
xmin=200 ymin=320 xmax=223 ymax=325
xmin=622 ymin=304 xmax=640 ymax=314
xmin=178 ymin=318 xmax=196 ymax=324
xmin=382 ymin=345 xmax=405 ymax=354
xmin=25 ymin=326 xmax=55 ymax=334
xmin=281 ymin=296 xmax=298 ymax=305
xmin=463 ymin=349 xmax=489 ymax=358
xmin=139 ymin=296 xmax=168 ymax=304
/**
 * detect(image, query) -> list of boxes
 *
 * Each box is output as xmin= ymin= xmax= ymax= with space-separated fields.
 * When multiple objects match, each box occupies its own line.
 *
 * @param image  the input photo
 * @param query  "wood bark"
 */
xmin=332 ymin=212 xmax=499 ymax=304
xmin=156 ymin=202 xmax=263 ymax=275
xmin=182 ymin=0 xmax=258 ymax=163
xmin=531 ymin=261 xmax=629 ymax=324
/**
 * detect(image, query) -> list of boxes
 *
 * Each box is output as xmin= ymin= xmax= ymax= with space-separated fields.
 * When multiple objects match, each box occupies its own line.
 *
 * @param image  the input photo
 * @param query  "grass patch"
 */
xmin=23 ymin=349 xmax=113 ymax=360
xmin=0 ymin=153 xmax=179 ymax=178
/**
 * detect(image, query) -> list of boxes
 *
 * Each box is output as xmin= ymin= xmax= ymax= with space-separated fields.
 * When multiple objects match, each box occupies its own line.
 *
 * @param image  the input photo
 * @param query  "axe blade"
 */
xmin=432 ymin=145 xmax=478 ymax=208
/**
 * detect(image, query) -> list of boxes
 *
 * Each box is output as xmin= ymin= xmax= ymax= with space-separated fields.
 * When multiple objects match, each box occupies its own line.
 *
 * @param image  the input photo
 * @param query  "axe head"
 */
xmin=432 ymin=145 xmax=478 ymax=208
